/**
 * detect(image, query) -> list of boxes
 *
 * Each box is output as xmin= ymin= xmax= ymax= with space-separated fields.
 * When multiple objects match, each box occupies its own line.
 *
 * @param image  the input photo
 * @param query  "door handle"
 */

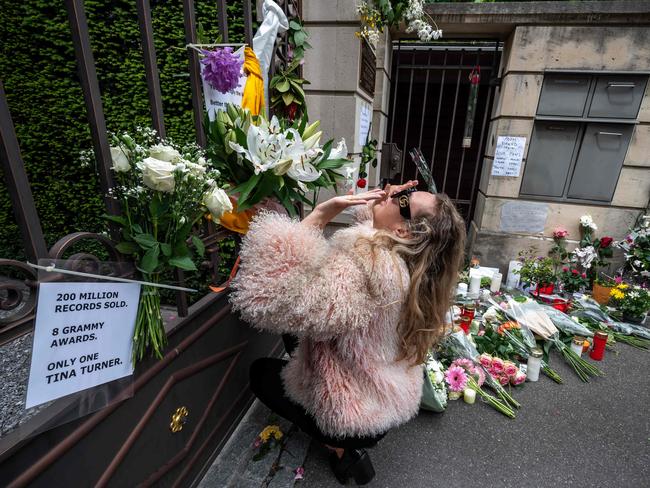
xmin=546 ymin=125 xmax=566 ymax=131
xmin=607 ymin=83 xmax=635 ymax=88
xmin=552 ymin=79 xmax=584 ymax=85
xmin=597 ymin=131 xmax=623 ymax=137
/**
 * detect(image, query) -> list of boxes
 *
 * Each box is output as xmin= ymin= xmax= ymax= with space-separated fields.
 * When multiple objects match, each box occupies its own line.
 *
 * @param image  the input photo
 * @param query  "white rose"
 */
xmin=204 ymin=187 xmax=233 ymax=223
xmin=434 ymin=371 xmax=444 ymax=384
xmin=149 ymin=144 xmax=181 ymax=163
xmin=110 ymin=146 xmax=130 ymax=172
xmin=141 ymin=157 xmax=175 ymax=193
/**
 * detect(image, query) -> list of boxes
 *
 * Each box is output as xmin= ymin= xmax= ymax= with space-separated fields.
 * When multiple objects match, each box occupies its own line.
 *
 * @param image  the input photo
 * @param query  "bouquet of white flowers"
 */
xmin=106 ymin=127 xmax=232 ymax=362
xmin=205 ymin=104 xmax=352 ymax=217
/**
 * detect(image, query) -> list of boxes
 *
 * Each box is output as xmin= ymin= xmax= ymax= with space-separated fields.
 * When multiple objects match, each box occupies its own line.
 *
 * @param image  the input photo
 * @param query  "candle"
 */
xmin=463 ymin=388 xmax=476 ymax=404
xmin=570 ymin=336 xmax=584 ymax=357
xmin=456 ymin=282 xmax=468 ymax=297
xmin=490 ymin=272 xmax=502 ymax=293
xmin=469 ymin=274 xmax=481 ymax=296
xmin=590 ymin=331 xmax=608 ymax=361
xmin=506 ymin=260 xmax=522 ymax=289
xmin=526 ymin=347 xmax=543 ymax=382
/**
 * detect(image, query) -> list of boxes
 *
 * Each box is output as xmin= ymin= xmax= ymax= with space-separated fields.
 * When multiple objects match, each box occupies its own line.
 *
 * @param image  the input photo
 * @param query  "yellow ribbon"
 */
xmin=241 ymin=46 xmax=265 ymax=116
xmin=216 ymin=197 xmax=255 ymax=235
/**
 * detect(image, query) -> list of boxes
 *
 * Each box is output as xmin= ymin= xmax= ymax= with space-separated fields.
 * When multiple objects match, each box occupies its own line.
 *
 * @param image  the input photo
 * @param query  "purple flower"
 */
xmin=200 ymin=47 xmax=242 ymax=94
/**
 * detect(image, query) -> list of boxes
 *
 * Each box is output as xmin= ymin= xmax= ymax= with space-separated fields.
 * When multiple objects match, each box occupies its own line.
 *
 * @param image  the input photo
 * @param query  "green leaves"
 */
xmin=169 ymin=255 xmax=197 ymax=271
xmin=140 ymin=245 xmax=160 ymax=273
xmin=116 ymin=241 xmax=139 ymax=255
xmin=191 ymin=235 xmax=205 ymax=257
xmin=134 ymin=232 xmax=158 ymax=249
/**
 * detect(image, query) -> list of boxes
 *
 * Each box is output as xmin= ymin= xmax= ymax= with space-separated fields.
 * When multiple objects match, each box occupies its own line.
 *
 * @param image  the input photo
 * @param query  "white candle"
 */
xmin=526 ymin=348 xmax=543 ymax=382
xmin=490 ymin=272 xmax=502 ymax=292
xmin=463 ymin=388 xmax=476 ymax=404
xmin=469 ymin=275 xmax=481 ymax=296
xmin=456 ymin=282 xmax=468 ymax=296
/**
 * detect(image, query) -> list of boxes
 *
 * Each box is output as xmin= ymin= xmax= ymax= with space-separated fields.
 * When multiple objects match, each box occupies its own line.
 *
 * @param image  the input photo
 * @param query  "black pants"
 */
xmin=249 ymin=334 xmax=387 ymax=449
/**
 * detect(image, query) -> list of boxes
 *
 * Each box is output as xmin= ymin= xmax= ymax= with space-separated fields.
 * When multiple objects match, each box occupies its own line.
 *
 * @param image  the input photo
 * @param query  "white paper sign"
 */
xmin=201 ymin=46 xmax=247 ymax=121
xmin=358 ymin=103 xmax=372 ymax=145
xmin=491 ymin=136 xmax=526 ymax=177
xmin=25 ymin=282 xmax=140 ymax=408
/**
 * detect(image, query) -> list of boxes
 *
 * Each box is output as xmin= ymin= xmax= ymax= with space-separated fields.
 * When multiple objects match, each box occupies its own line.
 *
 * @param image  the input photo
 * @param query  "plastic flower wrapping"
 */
xmin=200 ymin=47 xmax=243 ymax=94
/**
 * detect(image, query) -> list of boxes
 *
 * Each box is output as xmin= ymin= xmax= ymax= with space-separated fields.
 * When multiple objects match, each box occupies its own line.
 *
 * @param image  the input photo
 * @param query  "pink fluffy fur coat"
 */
xmin=230 ymin=210 xmax=423 ymax=438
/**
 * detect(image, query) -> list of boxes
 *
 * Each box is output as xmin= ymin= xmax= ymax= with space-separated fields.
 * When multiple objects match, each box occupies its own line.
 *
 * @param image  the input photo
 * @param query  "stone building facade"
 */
xmin=303 ymin=1 xmax=650 ymax=272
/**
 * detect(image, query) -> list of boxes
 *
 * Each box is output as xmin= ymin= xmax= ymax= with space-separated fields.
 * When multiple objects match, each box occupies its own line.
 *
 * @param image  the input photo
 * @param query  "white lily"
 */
xmin=228 ymin=121 xmax=287 ymax=175
xmin=284 ymin=129 xmax=322 ymax=183
xmin=303 ymin=131 xmax=322 ymax=150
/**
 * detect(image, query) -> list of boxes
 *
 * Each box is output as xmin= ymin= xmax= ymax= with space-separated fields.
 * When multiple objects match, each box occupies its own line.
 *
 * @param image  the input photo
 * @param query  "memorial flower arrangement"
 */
xmin=424 ymin=355 xmax=448 ymax=407
xmin=106 ymin=127 xmax=231 ymax=362
xmin=558 ymin=266 xmax=589 ymax=293
xmin=573 ymin=214 xmax=614 ymax=280
xmin=617 ymin=215 xmax=650 ymax=284
xmin=608 ymin=283 xmax=650 ymax=323
xmin=252 ymin=424 xmax=284 ymax=461
xmin=205 ymin=104 xmax=351 ymax=216
xmin=355 ymin=1 xmax=442 ymax=48
xmin=200 ymin=47 xmax=243 ymax=94
xmin=516 ymin=248 xmax=556 ymax=292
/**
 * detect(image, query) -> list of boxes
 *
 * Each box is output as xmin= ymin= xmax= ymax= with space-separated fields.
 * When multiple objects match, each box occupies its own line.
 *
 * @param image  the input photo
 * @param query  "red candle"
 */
xmin=590 ymin=331 xmax=608 ymax=361
xmin=459 ymin=317 xmax=471 ymax=334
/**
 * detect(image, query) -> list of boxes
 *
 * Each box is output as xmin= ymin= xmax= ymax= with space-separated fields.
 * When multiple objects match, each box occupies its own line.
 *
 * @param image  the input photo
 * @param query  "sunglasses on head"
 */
xmin=391 ymin=188 xmax=417 ymax=220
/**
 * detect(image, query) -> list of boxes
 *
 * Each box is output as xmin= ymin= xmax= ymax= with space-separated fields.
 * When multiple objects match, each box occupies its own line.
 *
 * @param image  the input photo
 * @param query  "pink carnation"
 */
xmin=498 ymin=374 xmax=510 ymax=386
xmin=478 ymin=354 xmax=492 ymax=368
xmin=445 ymin=365 xmax=469 ymax=392
xmin=503 ymin=361 xmax=518 ymax=377
xmin=512 ymin=371 xmax=527 ymax=385
xmin=491 ymin=357 xmax=505 ymax=373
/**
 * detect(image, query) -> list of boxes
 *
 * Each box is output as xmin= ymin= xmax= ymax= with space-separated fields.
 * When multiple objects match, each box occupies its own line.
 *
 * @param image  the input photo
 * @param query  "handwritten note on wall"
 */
xmin=491 ymin=136 xmax=526 ymax=177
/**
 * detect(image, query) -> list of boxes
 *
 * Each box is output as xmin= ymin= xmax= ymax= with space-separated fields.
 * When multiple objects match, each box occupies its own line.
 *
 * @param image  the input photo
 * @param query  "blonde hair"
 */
xmin=359 ymin=193 xmax=466 ymax=365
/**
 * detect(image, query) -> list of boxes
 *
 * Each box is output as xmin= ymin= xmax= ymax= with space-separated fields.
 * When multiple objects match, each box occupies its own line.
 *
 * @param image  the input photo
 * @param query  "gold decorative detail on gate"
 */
xmin=170 ymin=406 xmax=189 ymax=433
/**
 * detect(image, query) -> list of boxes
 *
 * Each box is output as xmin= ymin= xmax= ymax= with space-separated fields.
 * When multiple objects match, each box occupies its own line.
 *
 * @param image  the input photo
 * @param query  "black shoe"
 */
xmin=329 ymin=448 xmax=376 ymax=485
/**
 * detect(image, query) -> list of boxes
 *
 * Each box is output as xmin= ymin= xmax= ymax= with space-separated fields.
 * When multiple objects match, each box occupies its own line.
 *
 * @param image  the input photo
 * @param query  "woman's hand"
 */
xmin=301 ymin=188 xmax=386 ymax=229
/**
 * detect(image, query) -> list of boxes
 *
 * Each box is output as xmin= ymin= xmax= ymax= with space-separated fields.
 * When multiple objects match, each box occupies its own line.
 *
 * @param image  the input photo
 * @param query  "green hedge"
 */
xmin=0 ymin=0 xmax=253 ymax=262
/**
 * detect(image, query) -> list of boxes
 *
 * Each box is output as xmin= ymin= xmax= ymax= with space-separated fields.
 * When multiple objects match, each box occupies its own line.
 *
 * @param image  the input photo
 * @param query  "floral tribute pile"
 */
xmin=426 ymin=212 xmax=650 ymax=419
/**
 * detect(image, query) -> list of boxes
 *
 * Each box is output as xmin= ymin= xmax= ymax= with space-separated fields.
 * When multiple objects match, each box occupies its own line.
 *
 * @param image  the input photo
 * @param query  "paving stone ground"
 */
xmin=200 ymin=340 xmax=649 ymax=488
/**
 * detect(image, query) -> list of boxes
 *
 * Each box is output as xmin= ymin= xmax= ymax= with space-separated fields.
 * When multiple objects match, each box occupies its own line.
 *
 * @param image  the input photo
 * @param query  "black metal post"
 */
xmin=0 ymin=82 xmax=48 ymax=261
xmin=136 ymin=0 xmax=166 ymax=139
xmin=64 ymin=0 xmax=119 ymax=218
xmin=182 ymin=0 xmax=206 ymax=147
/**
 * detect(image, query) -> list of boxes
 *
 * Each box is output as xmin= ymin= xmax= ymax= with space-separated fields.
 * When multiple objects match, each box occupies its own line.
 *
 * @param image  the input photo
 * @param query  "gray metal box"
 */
xmin=520 ymin=122 xmax=580 ymax=197
xmin=537 ymin=74 xmax=591 ymax=117
xmin=588 ymin=75 xmax=646 ymax=119
xmin=567 ymin=123 xmax=634 ymax=201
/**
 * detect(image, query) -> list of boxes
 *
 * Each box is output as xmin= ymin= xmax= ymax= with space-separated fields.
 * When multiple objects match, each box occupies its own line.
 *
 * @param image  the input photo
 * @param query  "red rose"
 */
xmin=600 ymin=237 xmax=613 ymax=248
xmin=581 ymin=273 xmax=587 ymax=278
xmin=572 ymin=269 xmax=578 ymax=275
xmin=356 ymin=178 xmax=367 ymax=188
xmin=562 ymin=267 xmax=568 ymax=272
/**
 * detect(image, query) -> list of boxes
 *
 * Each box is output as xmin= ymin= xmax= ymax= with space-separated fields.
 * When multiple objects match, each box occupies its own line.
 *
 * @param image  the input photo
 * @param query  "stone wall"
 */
xmin=471 ymin=24 xmax=650 ymax=273
xmin=302 ymin=1 xmax=392 ymax=222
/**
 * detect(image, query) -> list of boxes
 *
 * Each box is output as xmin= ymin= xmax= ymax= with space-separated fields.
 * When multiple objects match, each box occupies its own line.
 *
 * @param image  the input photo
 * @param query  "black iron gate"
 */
xmin=386 ymin=40 xmax=501 ymax=223
xmin=0 ymin=1 xmax=299 ymax=486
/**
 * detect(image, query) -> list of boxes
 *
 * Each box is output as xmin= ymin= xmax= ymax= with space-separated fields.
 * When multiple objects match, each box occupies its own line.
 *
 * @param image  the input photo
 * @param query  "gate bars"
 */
xmin=0 ymin=0 xmax=279 ymax=345
xmin=387 ymin=40 xmax=501 ymax=223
